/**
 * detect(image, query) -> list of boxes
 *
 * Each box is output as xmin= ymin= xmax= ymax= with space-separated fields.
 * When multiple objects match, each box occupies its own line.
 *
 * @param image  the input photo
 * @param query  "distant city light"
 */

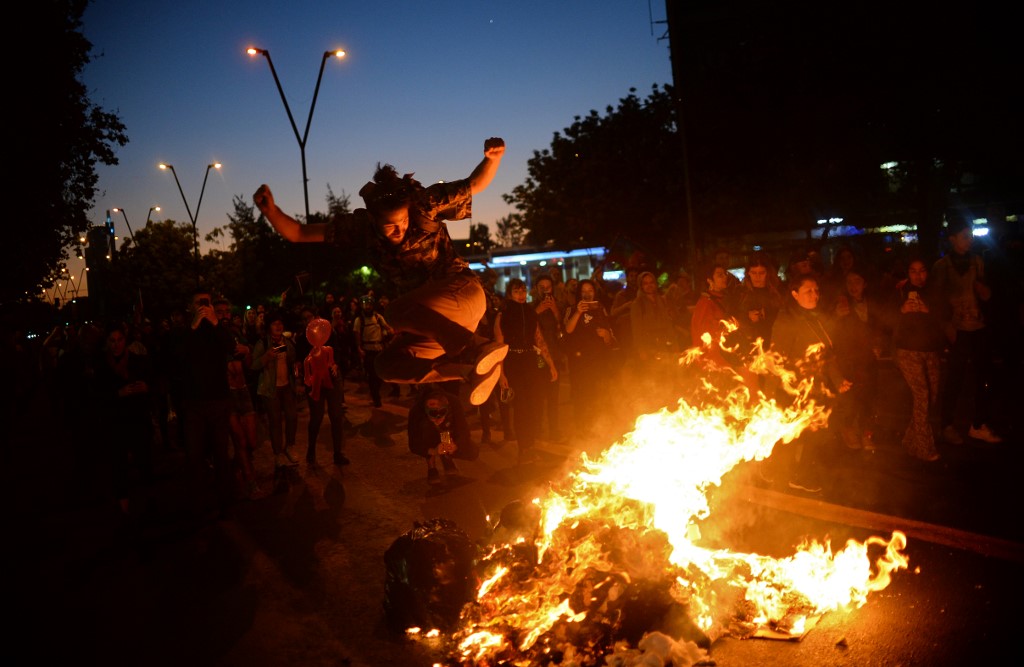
xmin=489 ymin=246 xmax=606 ymax=266
xmin=880 ymin=161 xmax=898 ymax=170
xmin=973 ymin=227 xmax=990 ymax=237
xmin=816 ymin=217 xmax=845 ymax=225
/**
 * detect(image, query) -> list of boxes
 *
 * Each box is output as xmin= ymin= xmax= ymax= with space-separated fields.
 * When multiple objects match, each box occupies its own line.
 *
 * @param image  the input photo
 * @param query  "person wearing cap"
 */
xmin=254 ymin=138 xmax=509 ymax=406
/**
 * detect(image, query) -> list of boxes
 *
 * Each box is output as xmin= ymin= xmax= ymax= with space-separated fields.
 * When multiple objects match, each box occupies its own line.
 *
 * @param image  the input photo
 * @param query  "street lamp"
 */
xmin=158 ymin=162 xmax=222 ymax=277
xmin=146 ymin=205 xmax=161 ymax=225
xmin=246 ymin=46 xmax=346 ymax=220
xmin=110 ymin=207 xmax=136 ymax=246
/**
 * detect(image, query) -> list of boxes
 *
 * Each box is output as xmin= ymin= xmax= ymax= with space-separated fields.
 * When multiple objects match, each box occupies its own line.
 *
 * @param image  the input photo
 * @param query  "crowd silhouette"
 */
xmin=5 ymin=220 xmax=1022 ymax=523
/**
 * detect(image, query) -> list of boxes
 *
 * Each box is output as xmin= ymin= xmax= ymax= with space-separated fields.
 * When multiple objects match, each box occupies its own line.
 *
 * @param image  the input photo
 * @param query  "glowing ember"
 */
xmin=424 ymin=339 xmax=909 ymax=665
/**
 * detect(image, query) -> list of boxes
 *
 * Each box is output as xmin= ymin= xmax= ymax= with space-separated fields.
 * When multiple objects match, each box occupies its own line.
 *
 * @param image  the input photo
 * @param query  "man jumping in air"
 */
xmin=253 ymin=137 xmax=508 ymax=405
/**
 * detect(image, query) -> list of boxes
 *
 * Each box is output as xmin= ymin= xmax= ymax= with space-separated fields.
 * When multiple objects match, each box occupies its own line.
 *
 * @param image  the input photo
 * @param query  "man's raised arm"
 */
xmin=253 ymin=184 xmax=327 ymax=243
xmin=468 ymin=137 xmax=506 ymax=196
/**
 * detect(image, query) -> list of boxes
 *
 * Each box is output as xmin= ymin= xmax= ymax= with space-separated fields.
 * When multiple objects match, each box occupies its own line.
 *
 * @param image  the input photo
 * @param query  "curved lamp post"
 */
xmin=158 ymin=162 xmax=222 ymax=279
xmin=246 ymin=46 xmax=346 ymax=220
xmin=146 ymin=205 xmax=161 ymax=225
xmin=110 ymin=207 xmax=136 ymax=246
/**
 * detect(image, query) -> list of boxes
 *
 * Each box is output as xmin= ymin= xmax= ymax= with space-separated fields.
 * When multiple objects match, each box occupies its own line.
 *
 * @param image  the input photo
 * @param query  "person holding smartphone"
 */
xmin=563 ymin=279 xmax=616 ymax=435
xmin=251 ymin=310 xmax=299 ymax=468
xmin=174 ymin=290 xmax=238 ymax=521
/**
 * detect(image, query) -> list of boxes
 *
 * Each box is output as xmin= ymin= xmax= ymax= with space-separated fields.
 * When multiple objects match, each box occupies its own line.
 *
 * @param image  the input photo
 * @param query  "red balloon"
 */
xmin=306 ymin=317 xmax=332 ymax=348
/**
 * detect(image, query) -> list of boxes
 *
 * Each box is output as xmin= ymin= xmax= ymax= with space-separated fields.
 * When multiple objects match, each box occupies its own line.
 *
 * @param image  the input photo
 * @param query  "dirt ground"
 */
xmin=12 ymin=379 xmax=595 ymax=666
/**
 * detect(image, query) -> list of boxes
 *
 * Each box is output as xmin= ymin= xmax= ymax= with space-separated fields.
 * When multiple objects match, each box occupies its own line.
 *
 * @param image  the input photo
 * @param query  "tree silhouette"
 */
xmin=10 ymin=0 xmax=127 ymax=305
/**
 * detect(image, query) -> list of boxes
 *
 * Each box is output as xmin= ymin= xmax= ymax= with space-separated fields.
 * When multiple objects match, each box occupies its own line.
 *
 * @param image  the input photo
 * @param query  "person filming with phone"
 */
xmin=251 ymin=310 xmax=300 ymax=469
xmin=174 ymin=290 xmax=238 ymax=521
xmin=563 ymin=279 xmax=616 ymax=435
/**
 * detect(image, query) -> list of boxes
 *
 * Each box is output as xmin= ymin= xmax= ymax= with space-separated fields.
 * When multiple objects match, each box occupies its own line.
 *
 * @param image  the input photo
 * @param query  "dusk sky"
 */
xmin=80 ymin=1 xmax=673 ymax=259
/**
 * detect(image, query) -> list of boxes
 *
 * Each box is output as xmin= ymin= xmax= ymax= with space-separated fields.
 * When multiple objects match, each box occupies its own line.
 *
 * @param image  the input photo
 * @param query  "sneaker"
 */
xmin=474 ymin=342 xmax=509 ymax=376
xmin=334 ymin=453 xmax=351 ymax=465
xmin=788 ymin=477 xmax=823 ymax=493
xmin=942 ymin=425 xmax=965 ymax=445
xmin=427 ymin=467 xmax=441 ymax=486
xmin=283 ymin=448 xmax=299 ymax=465
xmin=968 ymin=424 xmax=1003 ymax=443
xmin=469 ymin=365 xmax=502 ymax=406
xmin=441 ymin=455 xmax=458 ymax=474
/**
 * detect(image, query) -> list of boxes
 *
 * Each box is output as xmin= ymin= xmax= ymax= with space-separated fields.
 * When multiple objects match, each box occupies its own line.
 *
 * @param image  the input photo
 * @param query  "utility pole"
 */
xmin=662 ymin=0 xmax=699 ymax=285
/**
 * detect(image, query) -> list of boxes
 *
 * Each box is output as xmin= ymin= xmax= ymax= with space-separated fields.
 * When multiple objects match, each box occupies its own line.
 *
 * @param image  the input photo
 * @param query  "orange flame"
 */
xmin=444 ymin=337 xmax=909 ymax=664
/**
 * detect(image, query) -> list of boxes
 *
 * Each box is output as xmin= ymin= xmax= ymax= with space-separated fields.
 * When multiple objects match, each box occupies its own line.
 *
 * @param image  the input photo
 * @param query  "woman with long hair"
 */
xmin=494 ymin=278 xmax=558 ymax=464
xmin=891 ymin=258 xmax=945 ymax=461
xmin=769 ymin=274 xmax=852 ymax=493
xmin=562 ymin=278 xmax=616 ymax=434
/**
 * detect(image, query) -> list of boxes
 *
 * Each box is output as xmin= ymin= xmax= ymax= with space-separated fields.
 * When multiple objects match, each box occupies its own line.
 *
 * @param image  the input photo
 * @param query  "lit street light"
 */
xmin=246 ymin=46 xmax=346 ymax=220
xmin=158 ymin=162 xmax=222 ymax=279
xmin=110 ymin=207 xmax=136 ymax=246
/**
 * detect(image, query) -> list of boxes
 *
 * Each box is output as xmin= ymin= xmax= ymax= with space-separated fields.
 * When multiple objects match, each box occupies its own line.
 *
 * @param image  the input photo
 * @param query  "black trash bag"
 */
xmin=383 ymin=517 xmax=478 ymax=632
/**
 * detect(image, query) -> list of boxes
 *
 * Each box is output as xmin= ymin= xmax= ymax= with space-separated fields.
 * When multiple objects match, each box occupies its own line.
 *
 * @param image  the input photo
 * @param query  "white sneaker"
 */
xmin=469 ymin=364 xmax=502 ymax=406
xmin=968 ymin=424 xmax=1003 ymax=443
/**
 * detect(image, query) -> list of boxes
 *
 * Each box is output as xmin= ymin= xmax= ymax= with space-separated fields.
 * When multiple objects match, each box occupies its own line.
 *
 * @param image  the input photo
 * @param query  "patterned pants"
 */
xmin=893 ymin=348 xmax=941 ymax=460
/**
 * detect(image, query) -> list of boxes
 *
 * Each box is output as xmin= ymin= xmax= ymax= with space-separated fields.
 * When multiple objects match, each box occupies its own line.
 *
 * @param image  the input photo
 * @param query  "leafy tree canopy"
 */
xmin=8 ymin=0 xmax=127 ymax=305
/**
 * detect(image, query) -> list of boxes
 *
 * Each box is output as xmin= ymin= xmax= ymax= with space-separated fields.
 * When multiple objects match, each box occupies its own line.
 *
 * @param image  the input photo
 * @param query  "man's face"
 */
xmin=214 ymin=302 xmax=232 ymax=323
xmin=269 ymin=320 xmax=284 ymax=337
xmin=510 ymin=285 xmax=528 ymax=303
xmin=950 ymin=228 xmax=973 ymax=254
xmin=377 ymin=207 xmax=410 ymax=245
xmin=425 ymin=397 xmax=449 ymax=423
xmin=536 ymin=278 xmax=553 ymax=297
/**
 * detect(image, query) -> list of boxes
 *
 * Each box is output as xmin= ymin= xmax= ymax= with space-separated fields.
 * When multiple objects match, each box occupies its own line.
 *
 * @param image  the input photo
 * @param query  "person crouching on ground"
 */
xmin=407 ymin=386 xmax=478 ymax=485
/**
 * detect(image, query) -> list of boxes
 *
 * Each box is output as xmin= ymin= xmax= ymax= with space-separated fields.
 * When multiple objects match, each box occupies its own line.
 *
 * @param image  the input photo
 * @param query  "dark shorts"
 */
xmin=230 ymin=386 xmax=255 ymax=415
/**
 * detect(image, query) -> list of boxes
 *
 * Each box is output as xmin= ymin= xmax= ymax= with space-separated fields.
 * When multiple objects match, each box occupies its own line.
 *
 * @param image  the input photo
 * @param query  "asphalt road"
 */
xmin=8 ymin=358 xmax=1023 ymax=666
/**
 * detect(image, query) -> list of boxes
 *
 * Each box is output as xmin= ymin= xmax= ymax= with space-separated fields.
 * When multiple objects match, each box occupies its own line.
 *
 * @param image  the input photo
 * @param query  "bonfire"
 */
xmin=392 ymin=332 xmax=909 ymax=666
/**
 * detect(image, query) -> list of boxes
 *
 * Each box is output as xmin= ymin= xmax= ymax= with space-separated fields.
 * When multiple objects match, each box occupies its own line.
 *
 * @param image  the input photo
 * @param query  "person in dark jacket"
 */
xmin=176 ymin=290 xmax=239 ymax=519
xmin=407 ymin=386 xmax=478 ymax=485
xmin=494 ymin=278 xmax=558 ymax=464
xmin=769 ymin=274 xmax=852 ymax=493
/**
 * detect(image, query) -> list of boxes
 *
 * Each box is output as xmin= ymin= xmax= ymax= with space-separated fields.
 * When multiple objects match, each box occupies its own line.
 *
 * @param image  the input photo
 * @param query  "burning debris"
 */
xmin=389 ymin=339 xmax=910 ymax=665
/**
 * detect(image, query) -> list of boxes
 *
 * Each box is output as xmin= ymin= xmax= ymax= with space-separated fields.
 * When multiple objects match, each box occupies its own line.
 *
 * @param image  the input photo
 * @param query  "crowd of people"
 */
xmin=6 ymin=131 xmax=1021 ymax=515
